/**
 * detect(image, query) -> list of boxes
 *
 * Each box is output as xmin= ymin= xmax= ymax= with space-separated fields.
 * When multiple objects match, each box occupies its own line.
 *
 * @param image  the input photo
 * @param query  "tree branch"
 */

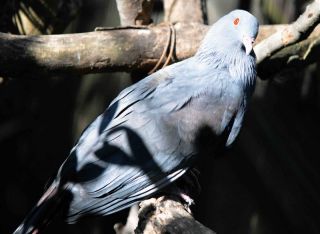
xmin=1 ymin=23 xmax=319 ymax=79
xmin=1 ymin=0 xmax=320 ymax=79
xmin=0 ymin=23 xmax=207 ymax=78
xmin=116 ymin=0 xmax=154 ymax=26
xmin=255 ymin=0 xmax=320 ymax=64
xmin=163 ymin=0 xmax=204 ymax=23
xmin=135 ymin=196 xmax=215 ymax=234
xmin=258 ymin=25 xmax=320 ymax=78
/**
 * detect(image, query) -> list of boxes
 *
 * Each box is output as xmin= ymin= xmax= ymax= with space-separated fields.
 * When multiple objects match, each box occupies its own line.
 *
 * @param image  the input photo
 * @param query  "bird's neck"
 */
xmin=195 ymin=41 xmax=256 ymax=89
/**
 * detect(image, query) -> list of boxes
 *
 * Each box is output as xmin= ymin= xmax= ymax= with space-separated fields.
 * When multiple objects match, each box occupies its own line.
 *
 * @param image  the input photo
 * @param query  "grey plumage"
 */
xmin=14 ymin=9 xmax=259 ymax=233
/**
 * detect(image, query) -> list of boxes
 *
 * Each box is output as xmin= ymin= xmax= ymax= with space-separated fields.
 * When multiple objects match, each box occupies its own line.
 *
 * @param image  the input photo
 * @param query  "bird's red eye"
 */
xmin=233 ymin=18 xmax=240 ymax=26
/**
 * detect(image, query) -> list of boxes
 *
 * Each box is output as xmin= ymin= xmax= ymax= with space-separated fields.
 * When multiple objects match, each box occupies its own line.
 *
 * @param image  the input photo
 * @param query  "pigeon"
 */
xmin=14 ymin=9 xmax=259 ymax=234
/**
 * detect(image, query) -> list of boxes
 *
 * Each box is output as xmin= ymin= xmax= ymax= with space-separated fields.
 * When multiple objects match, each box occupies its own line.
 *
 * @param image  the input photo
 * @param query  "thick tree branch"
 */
xmin=1 ymin=0 xmax=320 ymax=79
xmin=0 ymin=23 xmax=207 ymax=78
xmin=255 ymin=0 xmax=320 ymax=64
xmin=1 ymin=23 xmax=319 ymax=79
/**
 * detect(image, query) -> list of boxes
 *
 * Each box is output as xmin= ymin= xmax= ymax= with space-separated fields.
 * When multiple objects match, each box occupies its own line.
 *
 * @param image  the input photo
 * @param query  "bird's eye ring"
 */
xmin=233 ymin=18 xmax=240 ymax=26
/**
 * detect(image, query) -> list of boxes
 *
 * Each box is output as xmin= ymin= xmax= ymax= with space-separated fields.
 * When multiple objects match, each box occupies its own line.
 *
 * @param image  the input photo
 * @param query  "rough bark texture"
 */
xmin=255 ymin=0 xmax=320 ymax=63
xmin=0 ymin=23 xmax=207 ymax=78
xmin=135 ymin=196 xmax=215 ymax=234
xmin=0 ymin=0 xmax=82 ymax=35
xmin=163 ymin=0 xmax=204 ymax=23
xmin=1 ymin=24 xmax=319 ymax=79
xmin=116 ymin=0 xmax=154 ymax=26
xmin=257 ymin=25 xmax=320 ymax=79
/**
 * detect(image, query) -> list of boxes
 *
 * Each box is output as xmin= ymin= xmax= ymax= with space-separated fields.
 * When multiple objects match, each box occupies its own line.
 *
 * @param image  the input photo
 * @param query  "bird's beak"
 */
xmin=242 ymin=35 xmax=255 ymax=55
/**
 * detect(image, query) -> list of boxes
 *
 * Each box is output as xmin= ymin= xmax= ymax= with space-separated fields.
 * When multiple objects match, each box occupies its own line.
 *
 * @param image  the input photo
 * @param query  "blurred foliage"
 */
xmin=0 ymin=0 xmax=81 ymax=34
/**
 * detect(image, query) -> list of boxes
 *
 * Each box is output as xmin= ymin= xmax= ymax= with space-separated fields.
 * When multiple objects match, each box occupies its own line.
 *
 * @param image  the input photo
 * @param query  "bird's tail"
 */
xmin=13 ymin=183 xmax=63 ymax=234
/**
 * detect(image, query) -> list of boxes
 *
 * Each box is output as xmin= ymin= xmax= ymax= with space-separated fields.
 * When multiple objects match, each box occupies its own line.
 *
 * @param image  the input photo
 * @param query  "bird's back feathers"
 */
xmin=59 ymin=57 xmax=250 ymax=222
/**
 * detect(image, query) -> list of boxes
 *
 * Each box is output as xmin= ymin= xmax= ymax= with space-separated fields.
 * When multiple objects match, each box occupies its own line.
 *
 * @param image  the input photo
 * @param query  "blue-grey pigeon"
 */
xmin=14 ymin=9 xmax=259 ymax=234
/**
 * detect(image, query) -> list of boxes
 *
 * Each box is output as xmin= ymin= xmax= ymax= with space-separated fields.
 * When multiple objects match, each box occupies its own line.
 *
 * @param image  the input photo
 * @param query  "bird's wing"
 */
xmin=58 ymin=58 xmax=244 ymax=222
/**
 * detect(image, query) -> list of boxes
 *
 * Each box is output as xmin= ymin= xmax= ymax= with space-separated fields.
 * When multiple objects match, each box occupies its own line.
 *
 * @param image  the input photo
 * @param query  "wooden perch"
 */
xmin=134 ymin=196 xmax=215 ymax=234
xmin=0 ymin=23 xmax=207 ymax=78
xmin=0 ymin=1 xmax=320 ymax=79
xmin=1 ymin=23 xmax=319 ymax=79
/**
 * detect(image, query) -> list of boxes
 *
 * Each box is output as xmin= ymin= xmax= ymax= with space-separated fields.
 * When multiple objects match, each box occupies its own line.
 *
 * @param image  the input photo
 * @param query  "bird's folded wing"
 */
xmin=58 ymin=58 xmax=242 ymax=222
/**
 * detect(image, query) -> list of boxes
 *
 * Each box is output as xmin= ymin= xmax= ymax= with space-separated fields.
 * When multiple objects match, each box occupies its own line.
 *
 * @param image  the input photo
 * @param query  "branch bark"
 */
xmin=134 ymin=196 xmax=215 ymax=234
xmin=1 ymin=23 xmax=319 ymax=79
xmin=255 ymin=0 xmax=320 ymax=64
xmin=163 ymin=0 xmax=204 ymax=23
xmin=116 ymin=0 xmax=154 ymax=26
xmin=1 ymin=1 xmax=320 ymax=79
xmin=257 ymin=25 xmax=320 ymax=78
xmin=0 ymin=23 xmax=208 ymax=78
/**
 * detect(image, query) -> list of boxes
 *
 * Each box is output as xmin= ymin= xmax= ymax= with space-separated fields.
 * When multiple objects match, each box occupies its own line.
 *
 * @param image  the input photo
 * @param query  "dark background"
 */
xmin=1 ymin=0 xmax=320 ymax=233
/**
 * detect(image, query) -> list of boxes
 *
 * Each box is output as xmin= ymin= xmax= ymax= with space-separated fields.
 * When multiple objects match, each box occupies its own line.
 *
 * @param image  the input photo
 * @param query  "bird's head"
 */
xmin=197 ymin=10 xmax=259 ymax=58
xmin=226 ymin=10 xmax=259 ymax=55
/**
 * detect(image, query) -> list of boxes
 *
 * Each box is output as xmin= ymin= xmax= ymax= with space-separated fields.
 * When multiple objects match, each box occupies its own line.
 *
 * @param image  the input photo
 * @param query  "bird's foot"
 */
xmin=179 ymin=192 xmax=194 ymax=214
